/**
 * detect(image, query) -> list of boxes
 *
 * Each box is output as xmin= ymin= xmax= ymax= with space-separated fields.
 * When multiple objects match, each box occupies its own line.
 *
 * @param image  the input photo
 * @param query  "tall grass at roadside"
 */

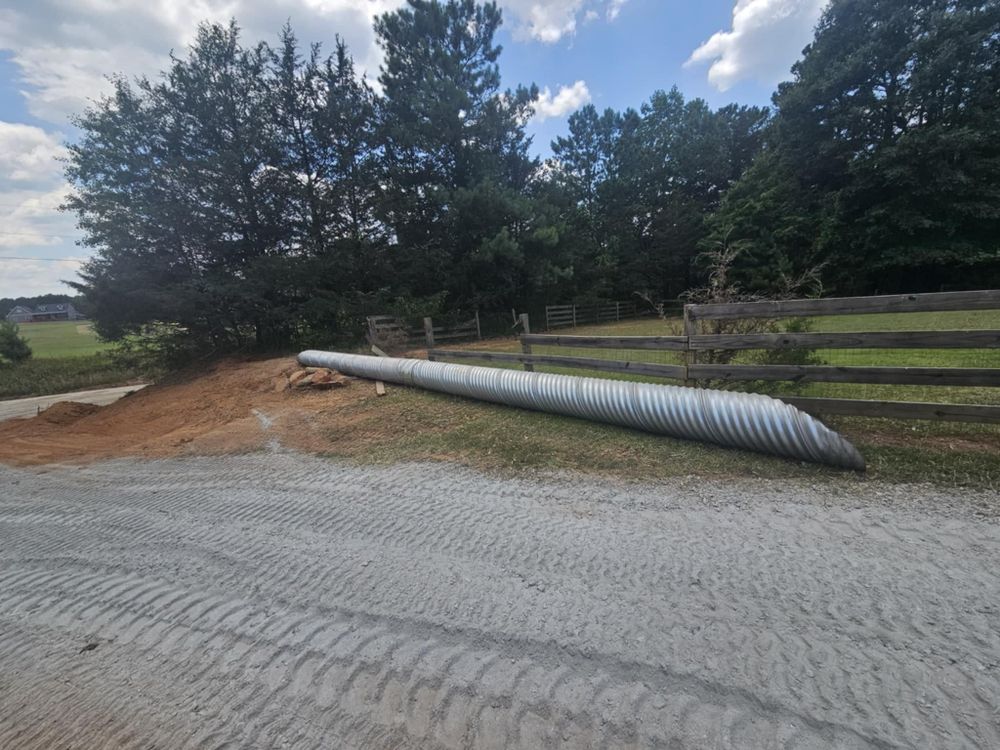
xmin=0 ymin=354 xmax=155 ymax=399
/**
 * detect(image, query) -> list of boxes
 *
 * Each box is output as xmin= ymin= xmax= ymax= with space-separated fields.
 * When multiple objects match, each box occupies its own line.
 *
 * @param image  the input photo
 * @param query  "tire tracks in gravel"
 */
xmin=1 ymin=454 xmax=999 ymax=748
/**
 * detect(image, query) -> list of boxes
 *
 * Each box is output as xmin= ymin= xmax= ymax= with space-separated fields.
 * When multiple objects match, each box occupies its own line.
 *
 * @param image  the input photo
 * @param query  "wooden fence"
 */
xmin=429 ymin=290 xmax=1000 ymax=424
xmin=545 ymin=301 xmax=641 ymax=329
xmin=366 ymin=313 xmax=481 ymax=349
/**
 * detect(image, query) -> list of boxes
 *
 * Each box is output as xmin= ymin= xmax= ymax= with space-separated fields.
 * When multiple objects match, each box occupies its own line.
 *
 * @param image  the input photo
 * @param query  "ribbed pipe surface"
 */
xmin=298 ymin=350 xmax=865 ymax=470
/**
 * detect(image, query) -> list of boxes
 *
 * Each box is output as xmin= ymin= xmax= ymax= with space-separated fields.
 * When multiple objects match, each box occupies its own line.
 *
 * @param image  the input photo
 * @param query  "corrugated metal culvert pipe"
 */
xmin=298 ymin=350 xmax=866 ymax=471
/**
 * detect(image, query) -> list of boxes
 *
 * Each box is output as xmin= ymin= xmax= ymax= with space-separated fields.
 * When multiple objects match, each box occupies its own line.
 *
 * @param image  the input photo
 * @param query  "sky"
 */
xmin=0 ymin=0 xmax=828 ymax=298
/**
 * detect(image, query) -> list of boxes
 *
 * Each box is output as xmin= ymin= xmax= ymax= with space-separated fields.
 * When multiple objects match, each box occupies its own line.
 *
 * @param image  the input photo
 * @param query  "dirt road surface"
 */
xmin=1 ymin=453 xmax=998 ymax=748
xmin=0 ymin=384 xmax=147 ymax=423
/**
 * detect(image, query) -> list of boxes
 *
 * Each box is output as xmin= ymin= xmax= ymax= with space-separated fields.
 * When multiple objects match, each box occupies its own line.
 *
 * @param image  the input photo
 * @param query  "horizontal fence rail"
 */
xmin=688 ymin=330 xmax=1000 ymax=350
xmin=686 ymin=289 xmax=1000 ymax=321
xmin=780 ymin=397 xmax=1000 ymax=424
xmin=427 ymin=348 xmax=687 ymax=380
xmin=521 ymin=334 xmax=688 ymax=350
xmin=427 ymin=290 xmax=1000 ymax=424
xmin=686 ymin=364 xmax=1000 ymax=387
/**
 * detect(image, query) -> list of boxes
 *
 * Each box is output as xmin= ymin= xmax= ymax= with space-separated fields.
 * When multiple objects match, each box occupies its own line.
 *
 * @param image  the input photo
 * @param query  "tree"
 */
xmin=268 ymin=27 xmax=388 ymax=335
xmin=549 ymin=104 xmax=627 ymax=299
xmin=713 ymin=0 xmax=1000 ymax=293
xmin=66 ymin=21 xmax=388 ymax=352
xmin=375 ymin=0 xmax=543 ymax=310
xmin=0 ymin=321 xmax=32 ymax=365
xmin=544 ymin=92 xmax=768 ymax=304
xmin=63 ymin=3 xmax=781 ymax=356
xmin=562 ymin=88 xmax=768 ymax=301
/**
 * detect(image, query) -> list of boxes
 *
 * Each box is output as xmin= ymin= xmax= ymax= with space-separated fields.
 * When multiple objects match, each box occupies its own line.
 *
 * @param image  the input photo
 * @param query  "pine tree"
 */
xmin=375 ymin=0 xmax=541 ymax=309
xmin=713 ymin=0 xmax=1000 ymax=293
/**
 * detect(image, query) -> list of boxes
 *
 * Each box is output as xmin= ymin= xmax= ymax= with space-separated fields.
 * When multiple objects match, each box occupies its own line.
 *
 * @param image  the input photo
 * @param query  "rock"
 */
xmin=272 ymin=375 xmax=290 ymax=393
xmin=288 ymin=367 xmax=347 ymax=390
xmin=288 ymin=370 xmax=312 ymax=387
xmin=311 ymin=370 xmax=334 ymax=385
xmin=310 ymin=370 xmax=350 ymax=389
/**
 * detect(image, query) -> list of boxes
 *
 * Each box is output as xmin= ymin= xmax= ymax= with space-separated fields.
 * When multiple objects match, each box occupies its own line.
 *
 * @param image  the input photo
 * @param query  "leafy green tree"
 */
xmin=0 ymin=321 xmax=32 ymax=365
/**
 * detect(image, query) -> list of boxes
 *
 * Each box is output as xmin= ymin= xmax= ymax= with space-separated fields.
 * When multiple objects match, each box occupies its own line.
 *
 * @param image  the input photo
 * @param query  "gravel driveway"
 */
xmin=1 ymin=453 xmax=998 ymax=748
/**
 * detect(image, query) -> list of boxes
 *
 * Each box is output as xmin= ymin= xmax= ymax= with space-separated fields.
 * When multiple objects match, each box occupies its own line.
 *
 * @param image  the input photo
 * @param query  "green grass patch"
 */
xmin=319 ymin=387 xmax=1000 ymax=489
xmin=425 ymin=310 xmax=1000 ymax=485
xmin=18 ymin=321 xmax=113 ymax=358
xmin=0 ymin=354 xmax=154 ymax=399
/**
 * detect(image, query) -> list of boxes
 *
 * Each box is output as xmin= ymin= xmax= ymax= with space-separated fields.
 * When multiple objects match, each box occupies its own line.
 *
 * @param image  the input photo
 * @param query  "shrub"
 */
xmin=0 ymin=321 xmax=32 ymax=365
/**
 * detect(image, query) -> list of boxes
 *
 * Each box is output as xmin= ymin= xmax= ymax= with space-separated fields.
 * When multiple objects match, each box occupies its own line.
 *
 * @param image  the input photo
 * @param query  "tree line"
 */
xmin=66 ymin=0 xmax=1000 ymax=352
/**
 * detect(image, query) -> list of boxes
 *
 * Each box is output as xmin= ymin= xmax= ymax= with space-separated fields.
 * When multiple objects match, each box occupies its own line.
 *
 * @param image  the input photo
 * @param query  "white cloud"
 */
xmin=0 ymin=122 xmax=67 ymax=185
xmin=498 ymin=1 xmax=627 ymax=43
xmin=606 ymin=0 xmax=628 ymax=21
xmin=686 ymin=0 xmax=828 ymax=91
xmin=0 ymin=1 xmax=395 ymax=123
xmin=0 ymin=122 xmax=76 ymax=253
xmin=0 ymin=257 xmax=87 ymax=298
xmin=0 ymin=185 xmax=75 ymax=249
xmin=0 ymin=186 xmax=87 ymax=297
xmin=0 ymin=121 xmax=84 ymax=296
xmin=533 ymin=80 xmax=591 ymax=121
xmin=503 ymin=0 xmax=584 ymax=42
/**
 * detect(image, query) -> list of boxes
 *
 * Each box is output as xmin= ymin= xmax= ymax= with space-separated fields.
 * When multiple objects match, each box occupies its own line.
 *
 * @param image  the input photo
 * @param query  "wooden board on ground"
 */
xmin=370 ymin=345 xmax=388 ymax=396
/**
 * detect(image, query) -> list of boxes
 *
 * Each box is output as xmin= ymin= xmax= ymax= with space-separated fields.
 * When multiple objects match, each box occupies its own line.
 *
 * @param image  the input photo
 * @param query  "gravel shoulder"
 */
xmin=1 ymin=453 xmax=998 ymax=749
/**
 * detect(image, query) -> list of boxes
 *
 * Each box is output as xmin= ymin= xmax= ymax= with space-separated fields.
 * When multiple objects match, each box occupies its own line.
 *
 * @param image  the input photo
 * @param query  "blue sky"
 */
xmin=500 ymin=0 xmax=784 ymax=153
xmin=0 ymin=0 xmax=827 ymax=297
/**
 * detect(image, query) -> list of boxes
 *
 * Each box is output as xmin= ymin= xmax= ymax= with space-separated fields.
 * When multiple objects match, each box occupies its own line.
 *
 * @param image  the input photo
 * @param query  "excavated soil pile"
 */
xmin=36 ymin=401 xmax=102 ymax=425
xmin=0 ymin=357 xmax=368 ymax=466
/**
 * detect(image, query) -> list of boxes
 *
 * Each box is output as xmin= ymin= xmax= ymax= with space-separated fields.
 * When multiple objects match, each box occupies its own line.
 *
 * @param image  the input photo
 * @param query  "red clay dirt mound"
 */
xmin=0 ymin=357 xmax=370 ymax=467
xmin=36 ymin=401 xmax=102 ymax=426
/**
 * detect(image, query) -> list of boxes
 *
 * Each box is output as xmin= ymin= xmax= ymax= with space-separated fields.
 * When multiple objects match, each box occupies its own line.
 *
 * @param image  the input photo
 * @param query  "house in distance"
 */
xmin=5 ymin=303 xmax=85 ymax=323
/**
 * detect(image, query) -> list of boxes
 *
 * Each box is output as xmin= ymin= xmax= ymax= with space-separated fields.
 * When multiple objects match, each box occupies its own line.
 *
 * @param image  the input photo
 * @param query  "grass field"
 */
xmin=451 ymin=310 xmax=1000 ymax=403
xmin=0 ymin=321 xmax=150 ymax=399
xmin=17 ymin=321 xmax=113 ymax=358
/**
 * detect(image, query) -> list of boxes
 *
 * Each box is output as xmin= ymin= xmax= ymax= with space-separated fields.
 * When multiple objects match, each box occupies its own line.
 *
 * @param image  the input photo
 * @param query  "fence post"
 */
xmin=424 ymin=317 xmax=436 ymax=360
xmin=519 ymin=313 xmax=534 ymax=372
xmin=572 ymin=305 xmax=577 ymax=328
xmin=616 ymin=301 xmax=621 ymax=321
xmin=475 ymin=310 xmax=482 ymax=340
xmin=682 ymin=305 xmax=695 ymax=386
